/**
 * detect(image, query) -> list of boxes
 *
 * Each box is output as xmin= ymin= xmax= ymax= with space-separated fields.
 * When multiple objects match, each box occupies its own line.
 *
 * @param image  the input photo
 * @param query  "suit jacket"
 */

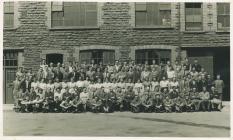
xmin=20 ymin=80 xmax=32 ymax=93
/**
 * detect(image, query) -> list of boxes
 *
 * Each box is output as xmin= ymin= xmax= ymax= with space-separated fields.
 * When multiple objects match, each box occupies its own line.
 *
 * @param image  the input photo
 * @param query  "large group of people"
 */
xmin=12 ymin=58 xmax=224 ymax=113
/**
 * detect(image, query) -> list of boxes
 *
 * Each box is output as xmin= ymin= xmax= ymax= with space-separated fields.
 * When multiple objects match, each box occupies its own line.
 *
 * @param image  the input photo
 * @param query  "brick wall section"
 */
xmin=3 ymin=2 xmax=230 ymax=72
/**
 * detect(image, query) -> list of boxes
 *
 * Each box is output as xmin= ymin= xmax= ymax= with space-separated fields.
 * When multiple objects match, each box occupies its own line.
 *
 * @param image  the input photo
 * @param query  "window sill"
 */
xmin=216 ymin=29 xmax=230 ymax=33
xmin=182 ymin=31 xmax=206 ymax=34
xmin=49 ymin=26 xmax=100 ymax=31
xmin=134 ymin=26 xmax=174 ymax=30
xmin=3 ymin=28 xmax=17 ymax=31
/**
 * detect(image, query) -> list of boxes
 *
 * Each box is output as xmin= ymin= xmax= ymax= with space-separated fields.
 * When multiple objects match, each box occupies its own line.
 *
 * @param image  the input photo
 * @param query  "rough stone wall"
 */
xmin=3 ymin=2 xmax=230 ymax=72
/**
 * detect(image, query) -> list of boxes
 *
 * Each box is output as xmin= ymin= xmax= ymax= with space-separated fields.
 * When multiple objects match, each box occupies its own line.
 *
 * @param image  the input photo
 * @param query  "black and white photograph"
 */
xmin=1 ymin=0 xmax=231 ymax=138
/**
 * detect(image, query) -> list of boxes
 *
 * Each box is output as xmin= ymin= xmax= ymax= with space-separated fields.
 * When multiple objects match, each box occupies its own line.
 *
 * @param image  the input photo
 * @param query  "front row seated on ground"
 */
xmin=15 ymin=86 xmax=222 ymax=113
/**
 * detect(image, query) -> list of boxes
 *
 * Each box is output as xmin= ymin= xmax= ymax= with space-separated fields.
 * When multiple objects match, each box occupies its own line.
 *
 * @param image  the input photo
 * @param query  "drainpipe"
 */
xmin=177 ymin=2 xmax=182 ymax=62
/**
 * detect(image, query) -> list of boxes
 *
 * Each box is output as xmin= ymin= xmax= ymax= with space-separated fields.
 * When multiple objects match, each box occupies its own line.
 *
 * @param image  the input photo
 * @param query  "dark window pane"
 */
xmin=6 ymin=60 xmax=10 ymax=66
xmin=14 ymin=60 xmax=18 ymax=66
xmin=185 ymin=3 xmax=201 ymax=8
xmin=10 ymin=60 xmax=14 ymax=66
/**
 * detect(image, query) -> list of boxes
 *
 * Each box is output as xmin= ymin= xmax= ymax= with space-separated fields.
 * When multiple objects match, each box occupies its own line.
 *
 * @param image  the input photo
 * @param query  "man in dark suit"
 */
xmin=21 ymin=76 xmax=31 ymax=93
xmin=68 ymin=67 xmax=79 ymax=81
xmin=192 ymin=59 xmax=202 ymax=72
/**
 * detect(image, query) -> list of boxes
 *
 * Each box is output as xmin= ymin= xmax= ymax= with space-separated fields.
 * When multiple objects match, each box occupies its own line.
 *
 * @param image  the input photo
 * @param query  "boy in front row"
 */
xmin=60 ymin=97 xmax=72 ymax=112
xmin=70 ymin=95 xmax=83 ymax=113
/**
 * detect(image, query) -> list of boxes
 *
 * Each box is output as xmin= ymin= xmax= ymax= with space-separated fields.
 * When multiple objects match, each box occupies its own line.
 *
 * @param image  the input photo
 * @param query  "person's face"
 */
xmin=194 ymin=60 xmax=198 ymax=63
xmin=48 ymin=88 xmax=51 ymax=92
xmin=211 ymin=87 xmax=215 ymax=91
xmin=217 ymin=75 xmax=220 ymax=79
xmin=162 ymin=77 xmax=166 ymax=80
xmin=152 ymin=60 xmax=156 ymax=64
xmin=203 ymin=87 xmax=206 ymax=92
xmin=55 ymin=78 xmax=59 ymax=82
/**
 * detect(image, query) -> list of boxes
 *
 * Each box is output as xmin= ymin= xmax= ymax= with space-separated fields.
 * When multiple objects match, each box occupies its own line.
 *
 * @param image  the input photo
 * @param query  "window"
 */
xmin=135 ymin=3 xmax=171 ymax=27
xmin=46 ymin=53 xmax=63 ymax=66
xmin=51 ymin=2 xmax=97 ymax=27
xmin=4 ymin=2 xmax=14 ymax=28
xmin=80 ymin=50 xmax=115 ymax=65
xmin=135 ymin=49 xmax=171 ymax=65
xmin=3 ymin=51 xmax=18 ymax=67
xmin=185 ymin=3 xmax=202 ymax=31
xmin=217 ymin=3 xmax=230 ymax=30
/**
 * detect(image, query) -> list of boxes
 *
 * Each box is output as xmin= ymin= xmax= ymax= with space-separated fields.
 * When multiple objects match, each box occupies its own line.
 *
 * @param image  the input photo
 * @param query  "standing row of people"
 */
xmin=13 ymin=58 xmax=224 ymax=113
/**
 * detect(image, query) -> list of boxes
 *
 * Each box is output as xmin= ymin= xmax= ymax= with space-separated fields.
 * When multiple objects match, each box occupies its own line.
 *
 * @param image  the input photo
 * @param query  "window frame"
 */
xmin=185 ymin=3 xmax=203 ymax=31
xmin=135 ymin=49 xmax=171 ymax=65
xmin=3 ymin=50 xmax=18 ymax=67
xmin=217 ymin=3 xmax=230 ymax=31
xmin=79 ymin=50 xmax=115 ymax=65
xmin=134 ymin=2 xmax=173 ymax=29
xmin=3 ymin=2 xmax=15 ymax=29
xmin=50 ymin=2 xmax=99 ymax=30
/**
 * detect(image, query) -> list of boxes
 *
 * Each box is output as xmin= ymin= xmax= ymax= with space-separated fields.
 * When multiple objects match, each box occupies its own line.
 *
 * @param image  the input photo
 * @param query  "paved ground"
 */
xmin=3 ymin=104 xmax=230 ymax=137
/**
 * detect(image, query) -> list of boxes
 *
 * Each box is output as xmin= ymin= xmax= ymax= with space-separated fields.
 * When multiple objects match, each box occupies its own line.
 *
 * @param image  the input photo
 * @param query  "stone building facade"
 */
xmin=3 ymin=2 xmax=230 ymax=103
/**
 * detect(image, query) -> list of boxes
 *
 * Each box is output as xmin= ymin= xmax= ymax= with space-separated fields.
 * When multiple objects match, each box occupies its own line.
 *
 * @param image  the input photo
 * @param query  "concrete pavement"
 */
xmin=3 ymin=103 xmax=230 ymax=137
